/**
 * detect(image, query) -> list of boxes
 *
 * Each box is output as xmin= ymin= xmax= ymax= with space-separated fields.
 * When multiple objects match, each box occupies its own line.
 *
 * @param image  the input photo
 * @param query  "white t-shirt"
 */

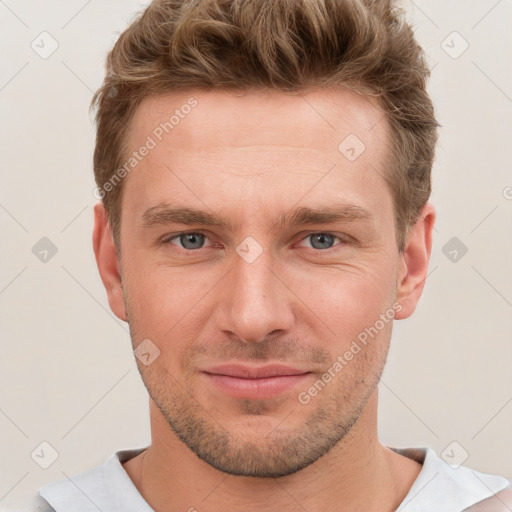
xmin=9 ymin=446 xmax=512 ymax=511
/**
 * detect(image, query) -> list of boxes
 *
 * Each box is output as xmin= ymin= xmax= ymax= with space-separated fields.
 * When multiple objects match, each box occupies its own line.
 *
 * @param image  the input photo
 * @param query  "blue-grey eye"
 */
xmin=175 ymin=232 xmax=206 ymax=250
xmin=308 ymin=233 xmax=337 ymax=250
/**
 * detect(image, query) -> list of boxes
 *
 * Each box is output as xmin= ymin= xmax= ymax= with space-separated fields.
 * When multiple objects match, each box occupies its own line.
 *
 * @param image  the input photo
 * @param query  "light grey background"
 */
xmin=1 ymin=0 xmax=511 ymax=508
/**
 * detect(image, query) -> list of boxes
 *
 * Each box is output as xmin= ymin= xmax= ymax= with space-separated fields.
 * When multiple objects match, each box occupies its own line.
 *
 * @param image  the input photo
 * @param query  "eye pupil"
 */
xmin=180 ymin=233 xmax=204 ymax=250
xmin=310 ymin=233 xmax=335 ymax=250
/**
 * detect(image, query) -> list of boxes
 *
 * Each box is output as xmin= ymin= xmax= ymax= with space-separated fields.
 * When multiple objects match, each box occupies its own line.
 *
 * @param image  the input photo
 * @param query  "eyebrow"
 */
xmin=139 ymin=202 xmax=374 ymax=231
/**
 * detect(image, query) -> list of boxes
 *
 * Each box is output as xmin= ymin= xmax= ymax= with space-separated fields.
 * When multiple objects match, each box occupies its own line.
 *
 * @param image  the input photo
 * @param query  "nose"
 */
xmin=214 ymin=246 xmax=295 ymax=343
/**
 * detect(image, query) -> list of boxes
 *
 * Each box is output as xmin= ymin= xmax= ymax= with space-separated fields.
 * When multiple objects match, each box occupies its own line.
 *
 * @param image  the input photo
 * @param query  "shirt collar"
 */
xmin=389 ymin=445 xmax=510 ymax=512
xmin=39 ymin=445 xmax=510 ymax=512
xmin=39 ymin=447 xmax=151 ymax=512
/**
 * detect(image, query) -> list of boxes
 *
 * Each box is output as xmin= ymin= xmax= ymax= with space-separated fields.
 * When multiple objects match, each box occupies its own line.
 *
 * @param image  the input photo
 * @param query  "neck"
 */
xmin=123 ymin=390 xmax=422 ymax=512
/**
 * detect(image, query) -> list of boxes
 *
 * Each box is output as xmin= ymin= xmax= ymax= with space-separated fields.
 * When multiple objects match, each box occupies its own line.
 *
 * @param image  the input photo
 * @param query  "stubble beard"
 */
xmin=135 ymin=351 xmax=384 ymax=478
xmin=124 ymin=289 xmax=389 ymax=478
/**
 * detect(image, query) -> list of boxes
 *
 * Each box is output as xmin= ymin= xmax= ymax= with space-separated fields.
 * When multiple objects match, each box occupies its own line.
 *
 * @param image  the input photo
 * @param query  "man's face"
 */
xmin=117 ymin=87 xmax=403 ymax=477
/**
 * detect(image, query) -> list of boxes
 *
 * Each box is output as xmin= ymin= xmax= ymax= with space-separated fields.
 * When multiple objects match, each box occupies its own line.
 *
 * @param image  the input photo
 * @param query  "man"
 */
xmin=19 ymin=0 xmax=511 ymax=510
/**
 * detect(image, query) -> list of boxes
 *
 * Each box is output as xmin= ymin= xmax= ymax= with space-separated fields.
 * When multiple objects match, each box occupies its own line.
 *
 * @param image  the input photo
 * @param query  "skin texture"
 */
xmin=93 ymin=87 xmax=435 ymax=512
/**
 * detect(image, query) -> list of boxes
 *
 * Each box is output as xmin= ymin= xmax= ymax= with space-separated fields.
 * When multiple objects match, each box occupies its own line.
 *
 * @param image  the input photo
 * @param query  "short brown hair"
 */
xmin=91 ymin=0 xmax=439 ymax=252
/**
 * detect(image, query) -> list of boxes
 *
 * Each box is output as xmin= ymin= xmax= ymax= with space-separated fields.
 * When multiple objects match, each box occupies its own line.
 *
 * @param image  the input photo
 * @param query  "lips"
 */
xmin=201 ymin=364 xmax=311 ymax=399
xmin=204 ymin=364 xmax=309 ymax=379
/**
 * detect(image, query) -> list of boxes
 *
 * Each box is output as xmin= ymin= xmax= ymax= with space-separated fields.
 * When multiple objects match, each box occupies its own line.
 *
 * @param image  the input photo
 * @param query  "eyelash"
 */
xmin=161 ymin=231 xmax=349 ymax=254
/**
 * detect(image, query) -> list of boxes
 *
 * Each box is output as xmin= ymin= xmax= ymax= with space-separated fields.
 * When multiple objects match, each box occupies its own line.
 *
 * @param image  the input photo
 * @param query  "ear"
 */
xmin=394 ymin=202 xmax=436 ymax=320
xmin=92 ymin=202 xmax=127 ymax=322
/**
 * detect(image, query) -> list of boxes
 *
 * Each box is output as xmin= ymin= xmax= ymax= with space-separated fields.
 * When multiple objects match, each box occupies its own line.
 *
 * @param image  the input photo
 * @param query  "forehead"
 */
xmin=126 ymin=87 xmax=388 ymax=154
xmin=121 ymin=87 xmax=392 ymax=225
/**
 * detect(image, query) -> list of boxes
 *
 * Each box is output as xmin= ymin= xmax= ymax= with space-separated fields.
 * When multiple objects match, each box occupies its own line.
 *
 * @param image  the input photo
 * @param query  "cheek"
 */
xmin=296 ymin=261 xmax=397 ymax=334
xmin=123 ymin=260 xmax=214 ymax=340
xmin=123 ymin=242 xmax=398 ymax=351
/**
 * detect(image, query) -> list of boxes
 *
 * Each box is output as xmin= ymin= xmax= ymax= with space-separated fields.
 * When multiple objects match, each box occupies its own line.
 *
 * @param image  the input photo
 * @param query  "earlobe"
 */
xmin=92 ymin=203 xmax=127 ymax=322
xmin=394 ymin=203 xmax=436 ymax=320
